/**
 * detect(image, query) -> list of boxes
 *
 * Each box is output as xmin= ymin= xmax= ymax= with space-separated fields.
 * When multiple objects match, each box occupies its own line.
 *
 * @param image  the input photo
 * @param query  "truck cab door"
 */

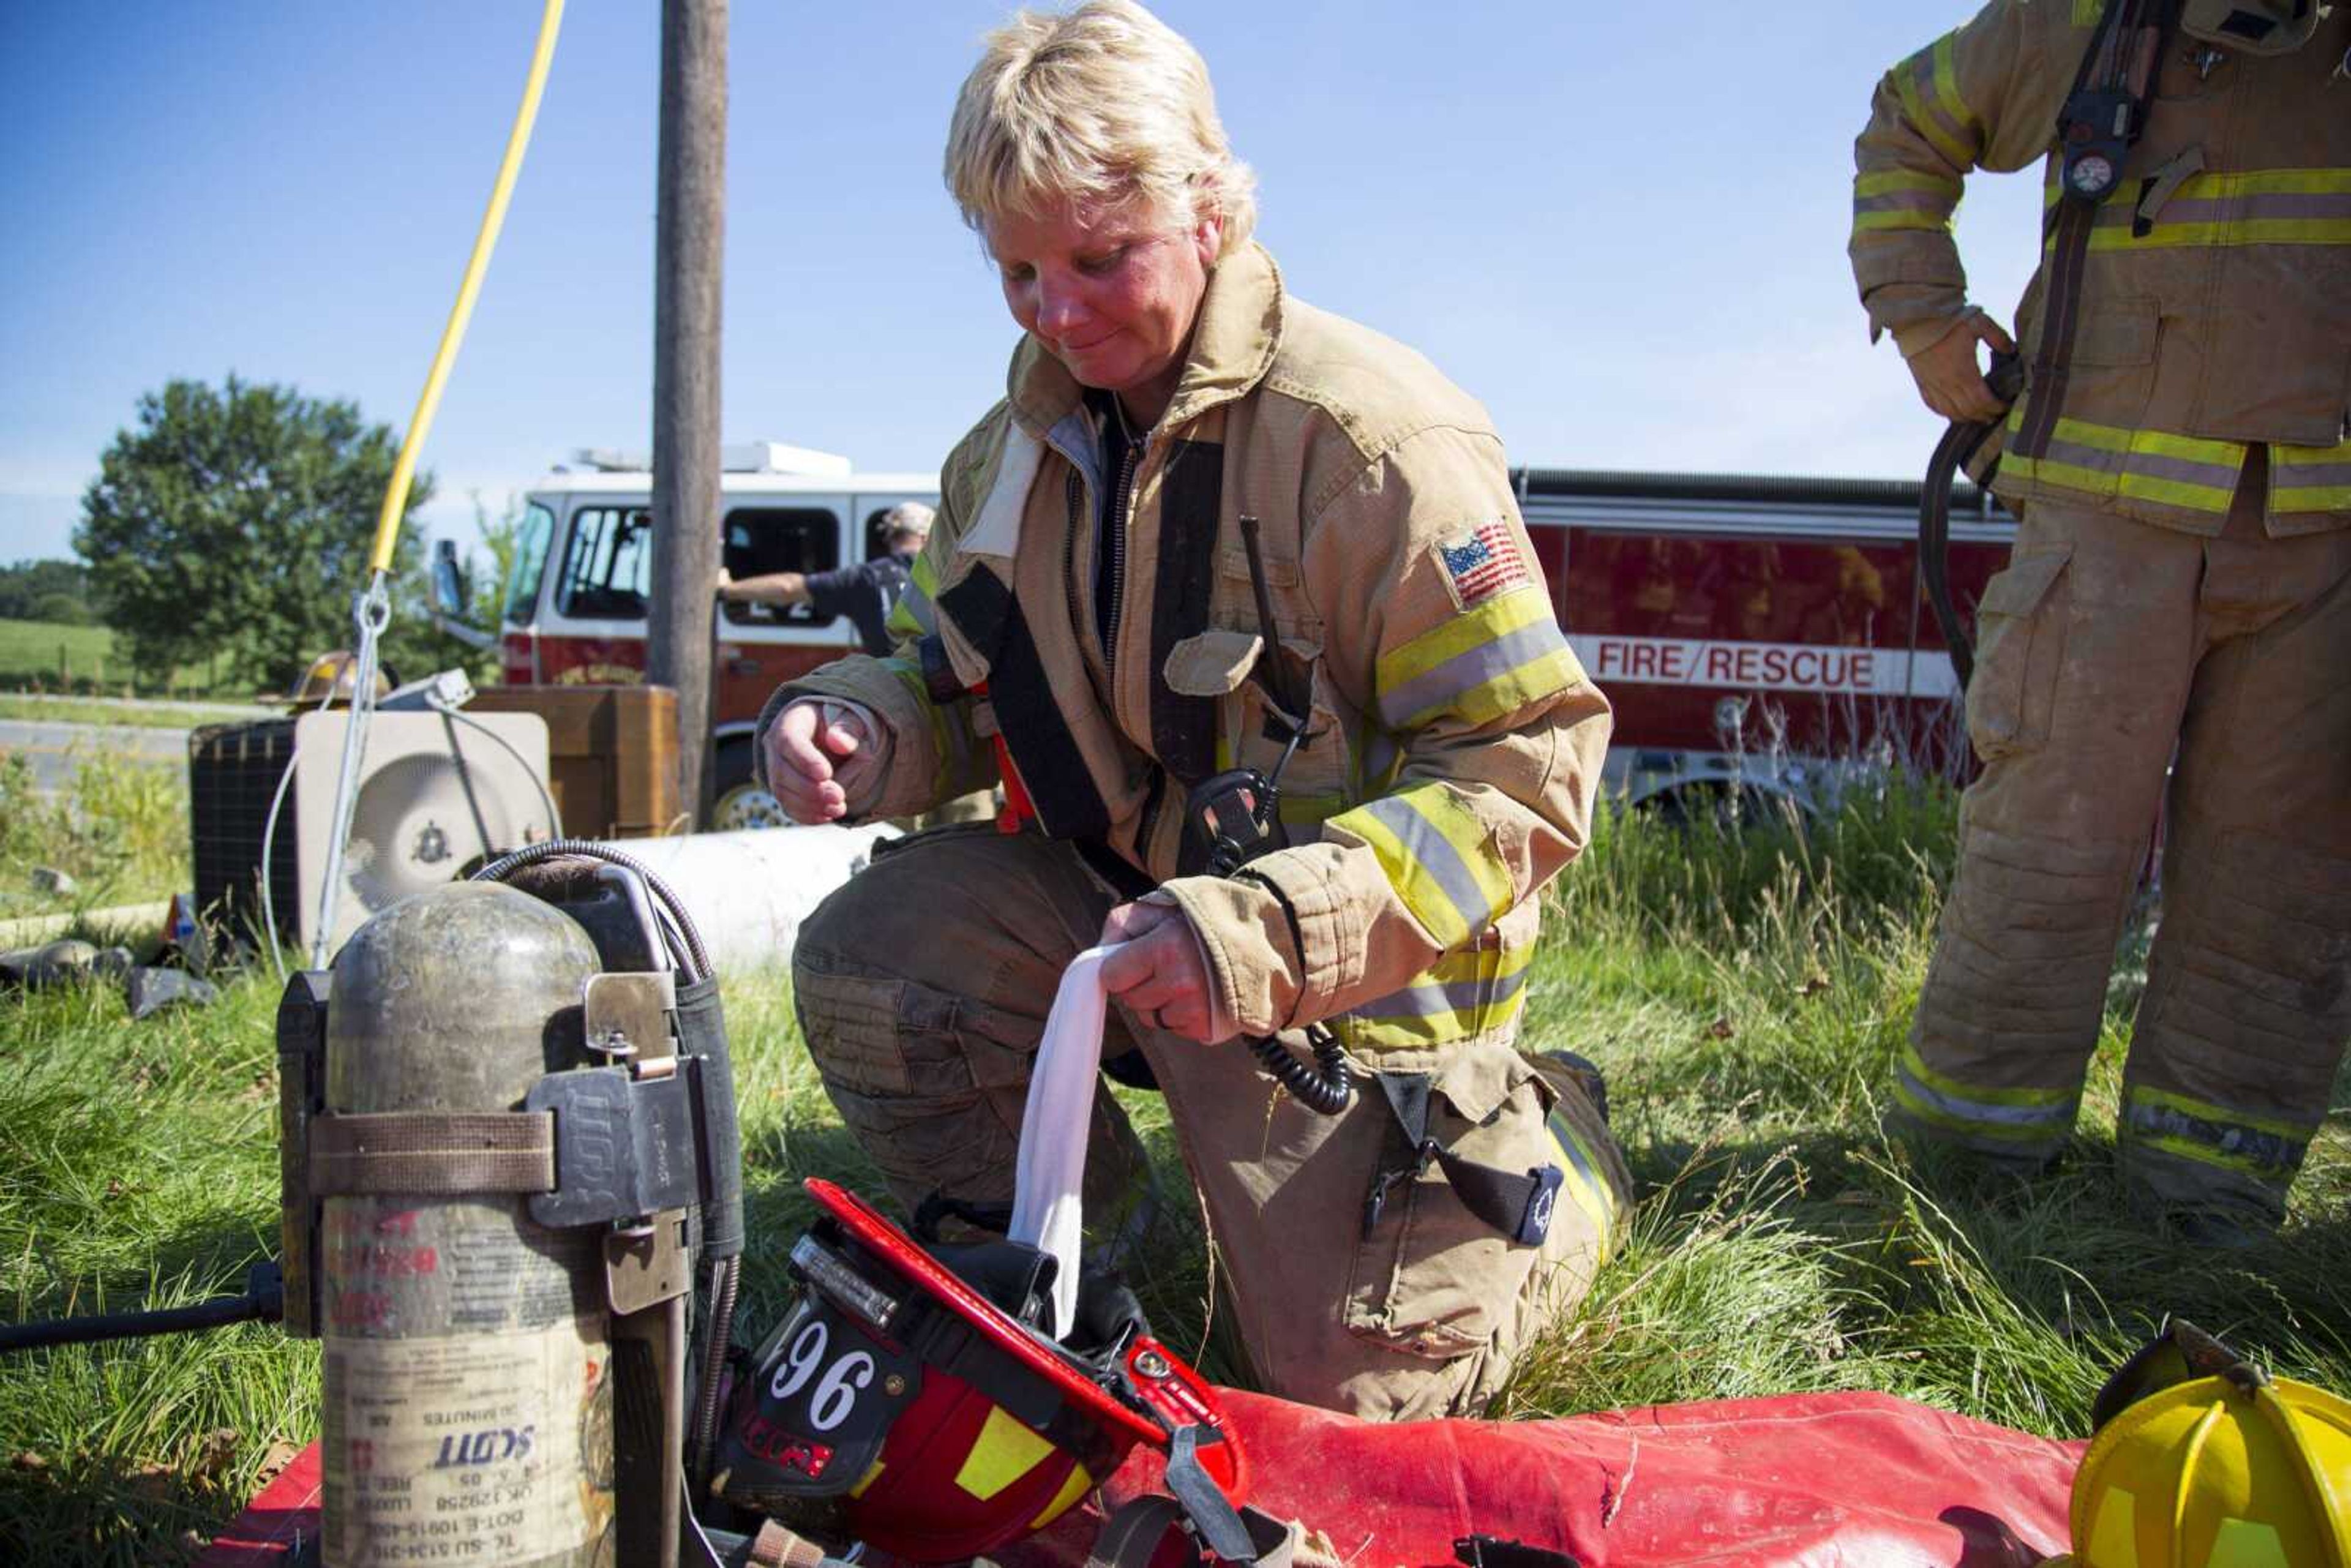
xmin=716 ymin=503 xmax=853 ymax=724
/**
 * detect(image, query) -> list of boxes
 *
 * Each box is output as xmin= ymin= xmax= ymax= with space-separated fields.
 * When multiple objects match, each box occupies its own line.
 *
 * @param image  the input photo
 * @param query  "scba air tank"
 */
xmin=318 ymin=882 xmax=615 ymax=1566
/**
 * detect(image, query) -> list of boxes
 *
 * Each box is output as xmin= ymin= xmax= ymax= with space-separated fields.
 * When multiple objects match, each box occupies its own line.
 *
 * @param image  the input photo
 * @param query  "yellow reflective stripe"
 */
xmin=2045 ymin=419 xmax=2241 ymax=467
xmin=1900 ymin=1041 xmax=2075 ymax=1109
xmin=2090 ymin=217 xmax=2351 ymax=249
xmin=1377 ymin=582 xmax=1552 ymax=690
xmin=888 ymin=658 xmax=969 ymax=801
xmin=2126 ymin=1084 xmax=2313 ymax=1142
xmin=1891 ymin=47 xmax=1974 ymax=170
xmin=2174 ymin=168 xmax=2351 ymax=198
xmin=1027 ymin=1461 xmax=1092 ymax=1530
xmin=888 ymin=551 xmax=940 ymax=640
xmin=2001 ymin=410 xmax=2246 ymax=516
xmin=1853 ymin=210 xmax=1955 ymax=234
xmin=953 ymin=1405 xmax=1056 ymax=1500
xmin=2126 ymin=1129 xmax=2293 ymax=1182
xmin=1544 ymin=1125 xmax=1615 ymax=1264
xmin=1338 ymin=986 xmax=1527 ymax=1050
xmin=1341 ymin=942 xmax=1536 ymax=1045
xmin=2273 ymin=437 xmax=2351 ymax=514
xmin=1856 ymin=170 xmax=1963 ymax=199
xmin=2274 ymin=485 xmax=2351 ymax=512
xmin=1929 ymin=34 xmax=1976 ymax=145
xmin=1378 ymin=588 xmax=1579 ymax=732
xmin=2004 ymin=453 xmax=2237 ymax=514
xmin=847 ymin=1458 xmax=884 ymax=1499
xmin=1330 ymin=782 xmax=1513 ymax=949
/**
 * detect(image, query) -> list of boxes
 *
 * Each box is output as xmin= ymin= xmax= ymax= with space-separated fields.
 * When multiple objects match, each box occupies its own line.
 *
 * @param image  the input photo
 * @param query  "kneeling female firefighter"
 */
xmin=756 ymin=0 xmax=1630 ymax=1424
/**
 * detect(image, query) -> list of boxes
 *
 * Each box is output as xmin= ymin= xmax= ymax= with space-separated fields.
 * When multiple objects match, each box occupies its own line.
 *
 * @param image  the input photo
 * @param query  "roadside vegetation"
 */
xmin=1 ymin=765 xmax=2345 ymax=1565
xmin=0 ymin=748 xmax=188 ymax=925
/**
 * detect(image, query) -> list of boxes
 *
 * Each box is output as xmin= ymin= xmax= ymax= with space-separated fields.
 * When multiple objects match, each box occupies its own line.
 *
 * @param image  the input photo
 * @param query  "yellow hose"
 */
xmin=366 ymin=0 xmax=566 ymax=576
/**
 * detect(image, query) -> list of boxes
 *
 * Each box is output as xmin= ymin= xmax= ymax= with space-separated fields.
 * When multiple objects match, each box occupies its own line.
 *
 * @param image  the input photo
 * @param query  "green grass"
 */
xmin=0 ymin=618 xmax=235 ymax=700
xmin=1 ymin=781 xmax=2347 ymax=1564
xmin=0 ymin=748 xmax=189 ymax=924
xmin=0 ymin=696 xmax=267 ymax=729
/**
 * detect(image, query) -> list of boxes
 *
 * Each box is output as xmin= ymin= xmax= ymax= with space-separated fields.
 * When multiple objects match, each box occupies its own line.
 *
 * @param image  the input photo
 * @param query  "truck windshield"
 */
xmin=503 ymin=502 xmax=556 ymax=625
xmin=554 ymin=506 xmax=652 ymax=621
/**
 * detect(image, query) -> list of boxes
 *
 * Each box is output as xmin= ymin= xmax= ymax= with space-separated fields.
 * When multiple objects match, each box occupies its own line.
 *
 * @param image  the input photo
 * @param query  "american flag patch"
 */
xmin=1437 ymin=520 xmax=1530 ymax=607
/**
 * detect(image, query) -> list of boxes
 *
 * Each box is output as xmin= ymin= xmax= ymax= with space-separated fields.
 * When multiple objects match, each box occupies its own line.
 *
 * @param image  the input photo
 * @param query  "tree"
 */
xmin=0 ymin=560 xmax=97 ymax=625
xmin=77 ymin=377 xmax=473 ymax=692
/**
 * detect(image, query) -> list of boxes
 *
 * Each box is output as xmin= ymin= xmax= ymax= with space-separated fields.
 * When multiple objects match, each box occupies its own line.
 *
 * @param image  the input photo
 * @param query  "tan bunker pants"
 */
xmin=1900 ymin=454 xmax=2351 ymax=1225
xmin=790 ymin=823 xmax=1626 ymax=1422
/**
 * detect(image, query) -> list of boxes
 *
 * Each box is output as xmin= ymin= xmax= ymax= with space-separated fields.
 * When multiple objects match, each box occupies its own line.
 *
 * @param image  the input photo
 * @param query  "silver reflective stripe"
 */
xmin=1044 ymin=410 xmax=1103 ymax=498
xmin=1379 ymin=620 xmax=1571 ymax=729
xmin=1895 ymin=1062 xmax=2077 ymax=1131
xmin=2275 ymin=457 xmax=2351 ymax=494
xmin=1355 ymin=966 xmax=1529 ymax=1019
xmin=896 ymin=577 xmax=938 ymax=637
xmin=1854 ymin=188 xmax=1957 ymax=218
xmin=1355 ymin=793 xmax=1498 ymax=937
xmin=2121 ymin=1096 xmax=2307 ymax=1175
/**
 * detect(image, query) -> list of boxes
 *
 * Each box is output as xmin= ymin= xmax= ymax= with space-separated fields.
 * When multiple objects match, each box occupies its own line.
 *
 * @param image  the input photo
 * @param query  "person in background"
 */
xmin=1851 ymin=0 xmax=2351 ymax=1243
xmin=719 ymin=500 xmax=933 ymax=656
xmin=744 ymin=0 xmax=1627 ymax=1422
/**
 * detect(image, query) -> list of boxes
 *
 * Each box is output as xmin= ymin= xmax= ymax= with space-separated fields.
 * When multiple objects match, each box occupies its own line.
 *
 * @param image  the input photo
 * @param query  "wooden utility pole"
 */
xmin=649 ymin=0 xmax=727 ymax=827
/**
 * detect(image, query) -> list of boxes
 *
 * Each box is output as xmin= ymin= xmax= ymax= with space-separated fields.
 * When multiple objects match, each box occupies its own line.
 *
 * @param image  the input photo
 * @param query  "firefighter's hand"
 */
xmin=1099 ymin=899 xmax=1215 ymax=1043
xmin=1905 ymin=311 xmax=2017 ymax=423
xmin=763 ymin=699 xmax=875 ymax=823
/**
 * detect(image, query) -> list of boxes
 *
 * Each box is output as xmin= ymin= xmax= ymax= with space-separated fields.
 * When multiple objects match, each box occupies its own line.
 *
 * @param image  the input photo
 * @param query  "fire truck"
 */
xmin=488 ymin=445 xmax=2014 ymax=827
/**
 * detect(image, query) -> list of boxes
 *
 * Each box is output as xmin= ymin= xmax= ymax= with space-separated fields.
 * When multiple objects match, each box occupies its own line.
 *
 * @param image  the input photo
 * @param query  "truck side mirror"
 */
xmin=430 ymin=540 xmax=469 ymax=616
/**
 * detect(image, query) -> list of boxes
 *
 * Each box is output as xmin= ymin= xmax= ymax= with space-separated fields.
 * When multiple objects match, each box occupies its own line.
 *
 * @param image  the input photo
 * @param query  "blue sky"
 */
xmin=0 ymin=2 xmax=2039 ymax=569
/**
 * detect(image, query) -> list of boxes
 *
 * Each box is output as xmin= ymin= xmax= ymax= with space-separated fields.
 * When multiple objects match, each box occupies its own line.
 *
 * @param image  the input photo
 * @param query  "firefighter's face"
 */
xmin=988 ymin=197 xmax=1220 ymax=422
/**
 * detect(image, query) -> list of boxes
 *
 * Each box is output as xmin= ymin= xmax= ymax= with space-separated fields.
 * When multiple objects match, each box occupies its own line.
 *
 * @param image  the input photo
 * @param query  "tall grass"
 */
xmin=0 ymin=747 xmax=188 ymax=922
xmin=1 ymin=781 xmax=2345 ymax=1564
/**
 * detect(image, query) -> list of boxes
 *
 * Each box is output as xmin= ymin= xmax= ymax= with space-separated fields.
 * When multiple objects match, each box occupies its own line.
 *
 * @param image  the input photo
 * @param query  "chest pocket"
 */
xmin=1212 ymin=544 xmax=1349 ymax=823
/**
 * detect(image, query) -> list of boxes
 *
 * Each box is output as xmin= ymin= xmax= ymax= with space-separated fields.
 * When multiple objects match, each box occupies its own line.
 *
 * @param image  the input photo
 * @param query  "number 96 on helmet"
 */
xmin=711 ymin=1179 xmax=1247 ymax=1564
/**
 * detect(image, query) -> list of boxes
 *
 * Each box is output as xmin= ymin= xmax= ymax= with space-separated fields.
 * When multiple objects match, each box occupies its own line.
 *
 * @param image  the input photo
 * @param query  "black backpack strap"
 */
xmin=2014 ymin=0 xmax=2183 ymax=461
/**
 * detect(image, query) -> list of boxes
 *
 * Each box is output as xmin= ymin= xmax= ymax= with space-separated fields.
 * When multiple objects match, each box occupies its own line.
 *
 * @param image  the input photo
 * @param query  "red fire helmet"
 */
xmin=713 ymin=1179 xmax=1247 ymax=1564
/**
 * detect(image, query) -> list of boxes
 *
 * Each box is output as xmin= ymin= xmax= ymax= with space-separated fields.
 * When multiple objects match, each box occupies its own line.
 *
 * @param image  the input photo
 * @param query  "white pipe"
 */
xmin=587 ymin=825 xmax=899 ymax=976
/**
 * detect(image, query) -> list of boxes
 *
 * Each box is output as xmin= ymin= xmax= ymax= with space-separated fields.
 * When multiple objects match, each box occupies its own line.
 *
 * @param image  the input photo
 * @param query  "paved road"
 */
xmin=0 ymin=719 xmax=190 ymax=795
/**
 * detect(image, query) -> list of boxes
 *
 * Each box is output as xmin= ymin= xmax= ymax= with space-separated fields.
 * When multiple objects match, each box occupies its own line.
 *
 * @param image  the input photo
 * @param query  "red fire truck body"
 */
xmin=495 ymin=449 xmax=2013 ymax=824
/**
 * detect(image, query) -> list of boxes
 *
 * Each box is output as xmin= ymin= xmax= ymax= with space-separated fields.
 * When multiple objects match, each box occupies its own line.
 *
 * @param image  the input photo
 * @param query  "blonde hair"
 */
xmin=945 ymin=0 xmax=1258 ymax=257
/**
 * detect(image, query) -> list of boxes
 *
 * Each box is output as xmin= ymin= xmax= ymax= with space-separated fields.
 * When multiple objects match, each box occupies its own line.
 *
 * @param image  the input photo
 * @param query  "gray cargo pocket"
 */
xmin=1342 ymin=1042 xmax=1550 ymax=1359
xmin=1966 ymin=545 xmax=2072 ymax=760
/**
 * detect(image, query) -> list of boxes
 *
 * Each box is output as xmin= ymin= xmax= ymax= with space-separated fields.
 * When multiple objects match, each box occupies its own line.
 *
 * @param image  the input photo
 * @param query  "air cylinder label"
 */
xmin=324 ymin=1326 xmax=611 ymax=1566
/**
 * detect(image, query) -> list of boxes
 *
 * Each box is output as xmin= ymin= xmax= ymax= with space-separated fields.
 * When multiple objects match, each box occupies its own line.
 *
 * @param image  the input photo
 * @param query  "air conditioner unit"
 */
xmin=189 ymin=711 xmax=554 ymax=956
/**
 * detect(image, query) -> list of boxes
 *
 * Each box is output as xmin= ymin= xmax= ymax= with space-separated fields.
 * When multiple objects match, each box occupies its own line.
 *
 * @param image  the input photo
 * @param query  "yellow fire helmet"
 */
xmin=2050 ymin=1319 xmax=2351 ymax=1568
xmin=2178 ymin=0 xmax=2326 ymax=56
xmin=285 ymin=650 xmax=392 ymax=707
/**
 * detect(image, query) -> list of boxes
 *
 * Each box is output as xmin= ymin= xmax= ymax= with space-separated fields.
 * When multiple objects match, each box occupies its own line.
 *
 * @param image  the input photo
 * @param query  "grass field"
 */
xmin=1 ymin=777 xmax=2345 ymax=1565
xmin=0 ymin=618 xmax=231 ymax=700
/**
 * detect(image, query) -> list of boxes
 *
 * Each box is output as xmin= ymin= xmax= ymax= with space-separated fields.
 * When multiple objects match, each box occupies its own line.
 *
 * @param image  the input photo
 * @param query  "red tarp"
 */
xmin=198 ymin=1391 xmax=2082 ymax=1568
xmin=1009 ymin=1390 xmax=2082 ymax=1568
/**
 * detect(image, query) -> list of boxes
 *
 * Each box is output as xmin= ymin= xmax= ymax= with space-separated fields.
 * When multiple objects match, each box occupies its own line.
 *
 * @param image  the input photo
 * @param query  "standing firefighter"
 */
xmin=1851 ymin=0 xmax=2351 ymax=1239
xmin=756 ymin=0 xmax=1627 ymax=1419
